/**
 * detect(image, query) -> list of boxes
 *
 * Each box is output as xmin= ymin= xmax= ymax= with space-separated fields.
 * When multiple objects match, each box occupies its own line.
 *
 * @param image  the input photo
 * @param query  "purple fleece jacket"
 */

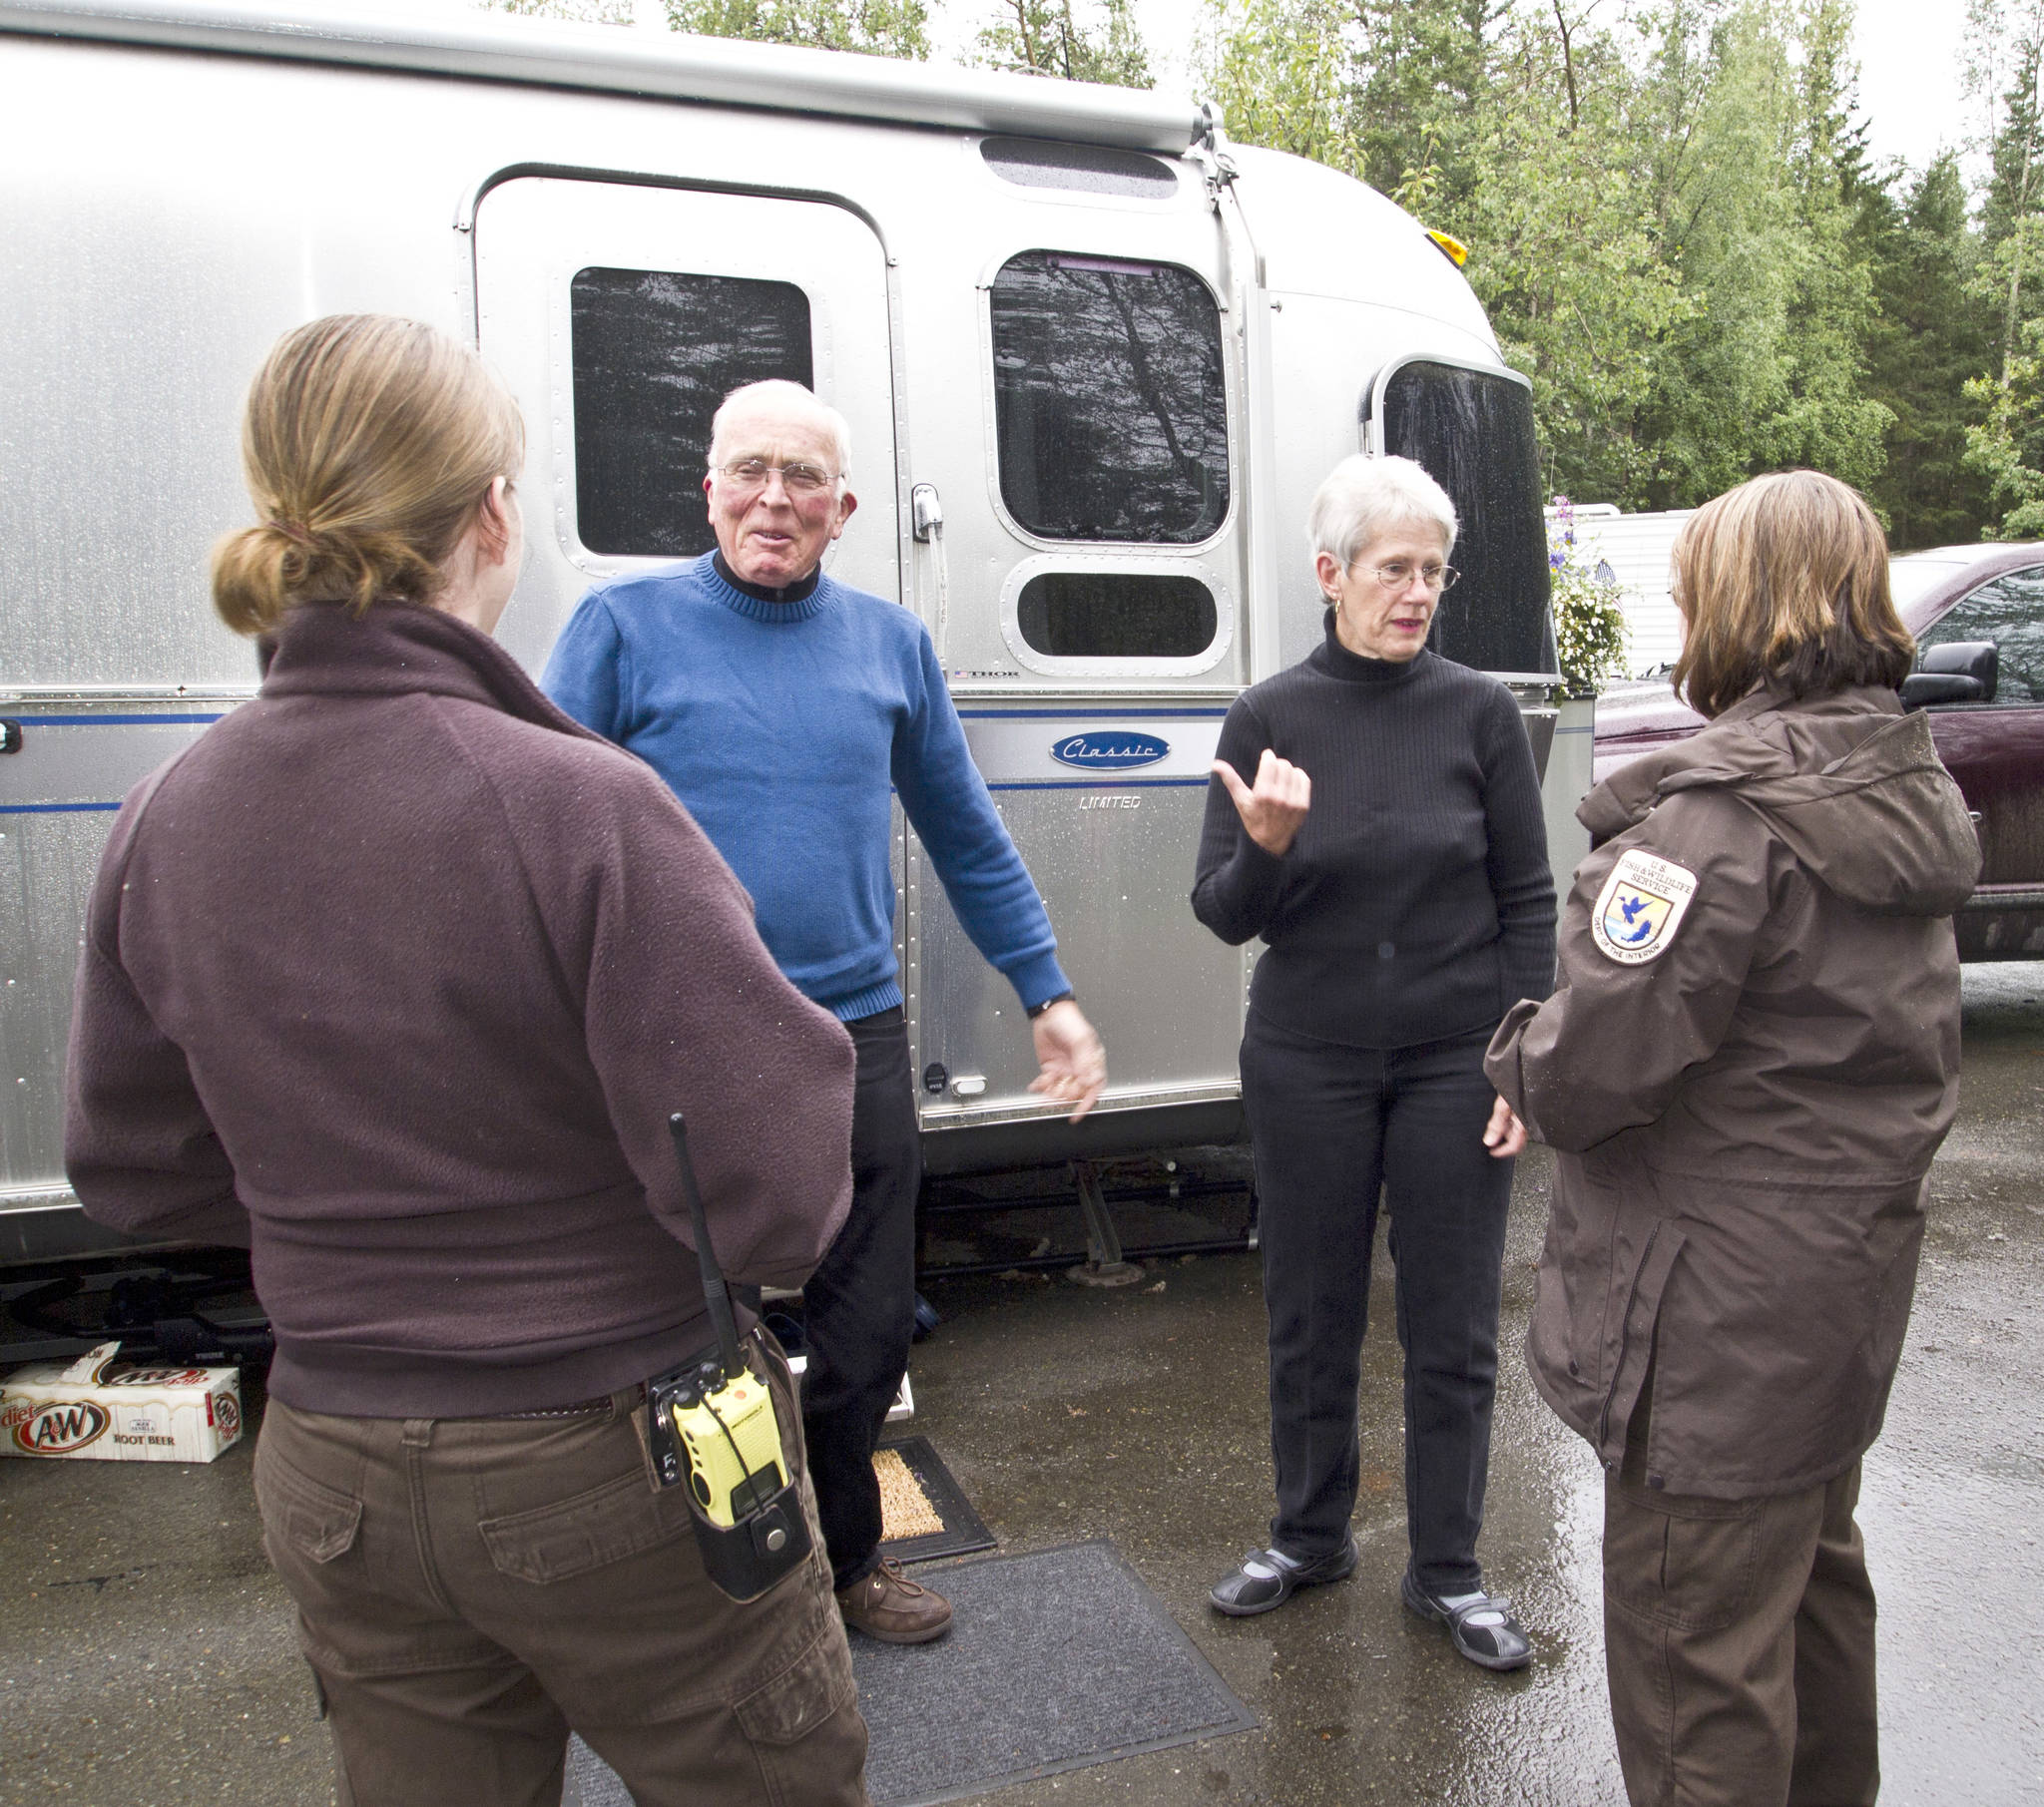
xmin=63 ymin=602 xmax=854 ymax=1418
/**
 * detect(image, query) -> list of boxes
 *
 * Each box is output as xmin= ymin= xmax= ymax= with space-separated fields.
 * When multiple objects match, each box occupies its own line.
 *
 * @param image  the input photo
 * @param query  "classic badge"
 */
xmin=1590 ymin=849 xmax=1699 ymax=965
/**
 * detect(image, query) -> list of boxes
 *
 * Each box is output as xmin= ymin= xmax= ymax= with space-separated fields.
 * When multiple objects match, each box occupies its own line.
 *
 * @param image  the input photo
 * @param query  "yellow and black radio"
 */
xmin=647 ymin=1114 xmax=811 ymax=1601
xmin=655 ymin=1356 xmax=785 ymax=1528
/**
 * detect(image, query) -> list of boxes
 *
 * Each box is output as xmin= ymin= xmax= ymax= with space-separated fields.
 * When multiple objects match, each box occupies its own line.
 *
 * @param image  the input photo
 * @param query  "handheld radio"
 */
xmin=646 ymin=1113 xmax=811 ymax=1601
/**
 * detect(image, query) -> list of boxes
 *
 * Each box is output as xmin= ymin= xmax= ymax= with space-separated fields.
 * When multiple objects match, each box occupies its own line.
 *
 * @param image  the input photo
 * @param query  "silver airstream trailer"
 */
xmin=0 ymin=0 xmax=1575 ymax=1265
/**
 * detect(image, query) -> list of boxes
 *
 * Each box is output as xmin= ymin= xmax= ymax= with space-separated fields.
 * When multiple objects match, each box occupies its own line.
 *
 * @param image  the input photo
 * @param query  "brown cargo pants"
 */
xmin=1603 ymin=1434 xmax=1878 ymax=1807
xmin=253 ymin=1342 xmax=869 ymax=1807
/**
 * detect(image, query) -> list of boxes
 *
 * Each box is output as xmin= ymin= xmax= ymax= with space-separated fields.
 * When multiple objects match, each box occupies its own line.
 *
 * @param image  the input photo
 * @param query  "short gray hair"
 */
xmin=708 ymin=379 xmax=852 ymax=476
xmin=1306 ymin=454 xmax=1457 ymax=570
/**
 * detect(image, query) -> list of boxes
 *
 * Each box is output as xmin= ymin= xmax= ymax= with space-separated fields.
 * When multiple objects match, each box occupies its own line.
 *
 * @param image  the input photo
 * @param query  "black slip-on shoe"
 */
xmin=1400 ymin=1569 xmax=1533 ymax=1671
xmin=1209 ymin=1538 xmax=1358 ymax=1616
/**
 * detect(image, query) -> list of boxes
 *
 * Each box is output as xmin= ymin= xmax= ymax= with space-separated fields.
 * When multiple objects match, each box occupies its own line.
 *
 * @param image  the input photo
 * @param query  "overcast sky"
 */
xmin=1851 ymin=0 xmax=1973 ymax=175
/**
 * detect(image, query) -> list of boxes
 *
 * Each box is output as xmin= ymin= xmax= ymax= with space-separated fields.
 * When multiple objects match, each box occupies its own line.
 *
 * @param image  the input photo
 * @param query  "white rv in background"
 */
xmin=0 ymin=0 xmax=1580 ymax=1264
xmin=1555 ymin=504 xmax=1695 ymax=677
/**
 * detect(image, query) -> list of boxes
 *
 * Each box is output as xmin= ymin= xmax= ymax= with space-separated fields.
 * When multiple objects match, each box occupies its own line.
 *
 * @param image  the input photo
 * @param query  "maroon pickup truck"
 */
xmin=1593 ymin=544 xmax=2044 ymax=961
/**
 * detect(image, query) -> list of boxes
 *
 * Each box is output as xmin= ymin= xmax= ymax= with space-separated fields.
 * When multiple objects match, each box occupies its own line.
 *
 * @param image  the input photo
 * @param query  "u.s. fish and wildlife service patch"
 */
xmin=1591 ymin=849 xmax=1700 ymax=965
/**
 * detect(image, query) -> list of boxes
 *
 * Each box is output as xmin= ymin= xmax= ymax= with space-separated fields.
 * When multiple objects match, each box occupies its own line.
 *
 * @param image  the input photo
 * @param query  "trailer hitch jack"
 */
xmin=1066 ymin=1159 xmax=1146 ymax=1288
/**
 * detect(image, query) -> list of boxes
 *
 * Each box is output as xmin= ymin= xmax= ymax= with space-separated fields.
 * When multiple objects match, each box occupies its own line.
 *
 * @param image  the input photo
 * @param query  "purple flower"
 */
xmin=1548 ymin=551 xmax=1565 ymax=569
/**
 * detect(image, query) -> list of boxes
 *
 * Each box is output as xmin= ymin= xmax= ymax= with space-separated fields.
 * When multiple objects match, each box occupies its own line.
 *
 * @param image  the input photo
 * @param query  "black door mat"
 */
xmin=563 ymin=1540 xmax=1255 ymax=1807
xmin=877 ymin=1434 xmax=995 ymax=1565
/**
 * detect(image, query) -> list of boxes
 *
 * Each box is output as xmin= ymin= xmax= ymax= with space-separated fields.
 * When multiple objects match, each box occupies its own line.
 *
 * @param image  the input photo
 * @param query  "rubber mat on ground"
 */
xmin=877 ymin=1434 xmax=996 ymax=1565
xmin=563 ymin=1539 xmax=1255 ymax=1807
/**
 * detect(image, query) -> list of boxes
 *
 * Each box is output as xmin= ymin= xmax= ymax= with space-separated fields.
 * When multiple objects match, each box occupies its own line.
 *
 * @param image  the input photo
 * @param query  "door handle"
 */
xmin=910 ymin=485 xmax=950 ymax=654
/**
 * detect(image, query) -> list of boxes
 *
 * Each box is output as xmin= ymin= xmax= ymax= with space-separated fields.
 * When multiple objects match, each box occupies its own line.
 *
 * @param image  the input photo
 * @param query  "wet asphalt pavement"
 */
xmin=3 ymin=964 xmax=2041 ymax=1806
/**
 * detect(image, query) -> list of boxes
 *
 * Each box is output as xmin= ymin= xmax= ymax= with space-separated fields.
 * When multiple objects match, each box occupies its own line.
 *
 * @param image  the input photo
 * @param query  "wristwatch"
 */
xmin=1027 ymin=991 xmax=1076 ymax=1019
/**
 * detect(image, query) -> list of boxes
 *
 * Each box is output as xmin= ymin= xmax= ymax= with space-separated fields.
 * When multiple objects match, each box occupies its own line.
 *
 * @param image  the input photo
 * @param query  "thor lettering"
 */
xmin=1591 ymin=849 xmax=1699 ymax=966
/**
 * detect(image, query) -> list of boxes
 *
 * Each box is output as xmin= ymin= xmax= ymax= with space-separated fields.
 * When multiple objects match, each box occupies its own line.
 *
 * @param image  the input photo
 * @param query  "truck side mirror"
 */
xmin=1901 ymin=641 xmax=1998 ymax=709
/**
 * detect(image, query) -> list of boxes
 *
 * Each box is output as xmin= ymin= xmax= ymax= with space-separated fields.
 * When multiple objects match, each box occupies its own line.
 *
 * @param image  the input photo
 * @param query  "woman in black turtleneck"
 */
xmin=1195 ymin=454 xmax=1555 ymax=1670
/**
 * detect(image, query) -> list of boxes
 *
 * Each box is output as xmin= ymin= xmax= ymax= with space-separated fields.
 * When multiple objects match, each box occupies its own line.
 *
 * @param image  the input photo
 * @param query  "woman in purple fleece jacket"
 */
xmin=63 ymin=316 xmax=871 ymax=1807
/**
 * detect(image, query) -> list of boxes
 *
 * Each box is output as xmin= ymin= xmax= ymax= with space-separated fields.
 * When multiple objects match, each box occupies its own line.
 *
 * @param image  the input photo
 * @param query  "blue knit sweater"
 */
xmin=542 ymin=554 xmax=1069 ymax=1021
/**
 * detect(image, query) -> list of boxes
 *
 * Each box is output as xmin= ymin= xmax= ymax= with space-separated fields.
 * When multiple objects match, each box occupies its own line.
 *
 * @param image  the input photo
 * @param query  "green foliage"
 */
xmin=1203 ymin=0 xmax=1351 ymax=165
xmin=1963 ymin=0 xmax=2044 ymax=537
xmin=1547 ymin=498 xmax=1631 ymax=697
xmin=1636 ymin=1 xmax=1890 ymax=505
xmin=490 ymin=0 xmax=635 ymax=20
xmin=661 ymin=0 xmax=931 ymax=58
xmin=1862 ymin=156 xmax=1995 ymax=547
xmin=486 ymin=0 xmax=930 ymax=57
xmin=489 ymin=0 xmax=1161 ymax=85
xmin=1199 ymin=0 xmax=2000 ymax=529
xmin=1456 ymin=12 xmax=1693 ymax=505
xmin=976 ymin=0 xmax=1152 ymax=85
xmin=1965 ymin=221 xmax=2044 ymax=536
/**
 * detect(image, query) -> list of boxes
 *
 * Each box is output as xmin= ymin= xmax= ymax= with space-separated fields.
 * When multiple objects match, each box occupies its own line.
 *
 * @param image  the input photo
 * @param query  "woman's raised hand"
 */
xmin=1212 ymin=747 xmax=1311 ymax=857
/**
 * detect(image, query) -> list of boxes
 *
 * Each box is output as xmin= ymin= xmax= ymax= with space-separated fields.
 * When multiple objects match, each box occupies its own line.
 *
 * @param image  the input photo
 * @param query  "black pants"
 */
xmin=800 ymin=1007 xmax=922 ymax=1591
xmin=1242 ymin=1012 xmax=1513 ymax=1593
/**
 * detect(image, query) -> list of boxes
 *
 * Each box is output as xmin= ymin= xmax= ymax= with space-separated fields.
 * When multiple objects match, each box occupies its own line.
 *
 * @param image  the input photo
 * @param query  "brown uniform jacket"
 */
xmin=1485 ymin=683 xmax=1978 ymax=1497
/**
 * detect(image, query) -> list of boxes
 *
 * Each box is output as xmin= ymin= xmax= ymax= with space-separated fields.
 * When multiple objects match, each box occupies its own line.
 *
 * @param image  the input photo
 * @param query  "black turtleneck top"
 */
xmin=1192 ymin=616 xmax=1556 ymax=1049
xmin=712 ymin=548 xmax=820 ymax=605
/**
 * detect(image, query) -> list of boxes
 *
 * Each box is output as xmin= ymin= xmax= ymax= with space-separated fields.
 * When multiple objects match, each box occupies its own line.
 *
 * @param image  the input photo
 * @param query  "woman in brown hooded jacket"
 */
xmin=1486 ymin=471 xmax=1979 ymax=1807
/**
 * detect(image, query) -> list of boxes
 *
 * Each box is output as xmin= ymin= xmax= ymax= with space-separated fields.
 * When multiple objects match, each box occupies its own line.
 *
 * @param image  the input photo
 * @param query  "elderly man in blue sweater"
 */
xmin=544 ymin=379 xmax=1106 ymax=1644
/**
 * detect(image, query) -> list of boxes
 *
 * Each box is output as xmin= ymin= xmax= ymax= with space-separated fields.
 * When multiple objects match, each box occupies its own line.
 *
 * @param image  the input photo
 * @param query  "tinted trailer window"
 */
xmin=1375 ymin=361 xmax=1555 ymax=678
xmin=1016 ymin=571 xmax=1218 ymax=658
xmin=990 ymin=251 xmax=1229 ymax=545
xmin=571 ymin=266 xmax=813 ymax=559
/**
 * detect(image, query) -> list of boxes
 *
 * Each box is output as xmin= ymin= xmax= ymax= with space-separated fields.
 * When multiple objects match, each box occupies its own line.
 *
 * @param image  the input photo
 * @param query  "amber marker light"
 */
xmin=1425 ymin=228 xmax=1470 ymax=267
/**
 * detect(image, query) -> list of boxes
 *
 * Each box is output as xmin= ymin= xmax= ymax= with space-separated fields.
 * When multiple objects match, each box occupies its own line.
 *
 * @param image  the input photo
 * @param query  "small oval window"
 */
xmin=980 ymin=138 xmax=1180 ymax=199
xmin=1016 ymin=572 xmax=1217 ymax=659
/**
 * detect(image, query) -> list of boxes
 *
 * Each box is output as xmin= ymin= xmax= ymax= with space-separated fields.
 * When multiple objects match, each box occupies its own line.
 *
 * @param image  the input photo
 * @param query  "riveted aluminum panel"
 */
xmin=907 ymin=703 xmax=1247 ymax=1130
xmin=0 ymin=700 xmax=242 ymax=1205
xmin=0 ymin=16 xmax=1565 ymax=1255
xmin=473 ymin=176 xmax=901 ymax=674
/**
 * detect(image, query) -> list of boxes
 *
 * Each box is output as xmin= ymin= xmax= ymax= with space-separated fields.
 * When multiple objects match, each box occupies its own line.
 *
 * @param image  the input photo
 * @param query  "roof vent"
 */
xmin=980 ymin=137 xmax=1180 ymax=199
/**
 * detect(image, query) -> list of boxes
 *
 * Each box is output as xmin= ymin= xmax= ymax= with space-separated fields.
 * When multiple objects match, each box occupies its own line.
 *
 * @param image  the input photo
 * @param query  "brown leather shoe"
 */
xmin=835 ymin=1558 xmax=953 ymax=1644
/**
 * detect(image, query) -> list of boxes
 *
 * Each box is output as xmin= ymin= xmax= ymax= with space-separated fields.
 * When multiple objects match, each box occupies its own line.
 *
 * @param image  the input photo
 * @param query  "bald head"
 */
xmin=702 ymin=379 xmax=859 ymax=590
xmin=708 ymin=380 xmax=851 ymax=477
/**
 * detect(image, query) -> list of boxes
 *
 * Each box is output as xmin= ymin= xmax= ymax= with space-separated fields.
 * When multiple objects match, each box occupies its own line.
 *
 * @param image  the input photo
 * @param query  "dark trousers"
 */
xmin=1604 ymin=1397 xmax=1878 ymax=1807
xmin=801 ymin=1006 xmax=922 ymax=1591
xmin=1241 ymin=1012 xmax=1513 ymax=1592
xmin=254 ymin=1340 xmax=868 ymax=1807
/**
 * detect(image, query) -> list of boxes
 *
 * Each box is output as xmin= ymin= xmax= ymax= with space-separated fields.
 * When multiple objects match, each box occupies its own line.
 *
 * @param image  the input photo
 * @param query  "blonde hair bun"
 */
xmin=212 ymin=315 xmax=524 ymax=637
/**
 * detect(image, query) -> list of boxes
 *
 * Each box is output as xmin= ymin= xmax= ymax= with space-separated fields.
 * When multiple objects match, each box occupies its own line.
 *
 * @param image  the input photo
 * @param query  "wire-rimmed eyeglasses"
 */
xmin=1366 ymin=560 xmax=1460 ymax=592
xmin=716 ymin=458 xmax=841 ymax=498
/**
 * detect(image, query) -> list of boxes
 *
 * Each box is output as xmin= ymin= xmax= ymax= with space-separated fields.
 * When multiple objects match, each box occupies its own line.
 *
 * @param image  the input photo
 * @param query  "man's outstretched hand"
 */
xmin=1029 ymin=1000 xmax=1107 ymax=1122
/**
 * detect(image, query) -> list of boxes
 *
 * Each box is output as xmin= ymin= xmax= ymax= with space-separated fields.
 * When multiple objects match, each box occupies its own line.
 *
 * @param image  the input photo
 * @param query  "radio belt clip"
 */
xmin=646 ymin=1112 xmax=812 ymax=1602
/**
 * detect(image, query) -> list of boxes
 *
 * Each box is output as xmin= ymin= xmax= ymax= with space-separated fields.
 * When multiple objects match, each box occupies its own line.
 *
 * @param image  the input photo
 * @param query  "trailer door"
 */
xmin=472 ymin=177 xmax=900 ymax=676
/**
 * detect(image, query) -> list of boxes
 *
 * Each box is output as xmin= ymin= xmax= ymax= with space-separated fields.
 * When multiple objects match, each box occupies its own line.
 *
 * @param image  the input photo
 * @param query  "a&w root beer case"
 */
xmin=1 ymin=1342 xmax=244 ymax=1463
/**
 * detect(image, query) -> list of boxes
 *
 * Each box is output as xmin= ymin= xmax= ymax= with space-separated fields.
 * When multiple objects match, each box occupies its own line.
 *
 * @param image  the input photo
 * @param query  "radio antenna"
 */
xmin=668 ymin=1114 xmax=745 ymax=1381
